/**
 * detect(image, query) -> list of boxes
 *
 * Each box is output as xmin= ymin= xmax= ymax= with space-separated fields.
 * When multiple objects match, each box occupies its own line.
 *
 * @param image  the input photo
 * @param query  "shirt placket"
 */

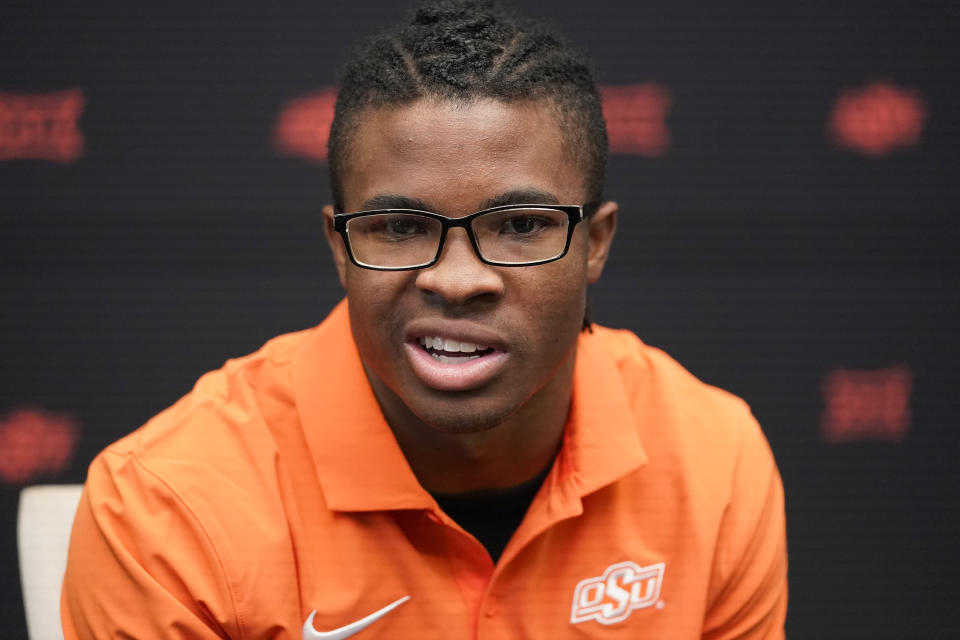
xmin=428 ymin=470 xmax=586 ymax=639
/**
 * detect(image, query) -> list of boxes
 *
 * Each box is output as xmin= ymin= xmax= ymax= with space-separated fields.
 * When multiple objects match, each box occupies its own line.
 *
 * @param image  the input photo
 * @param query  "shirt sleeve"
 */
xmin=701 ymin=414 xmax=788 ymax=640
xmin=61 ymin=449 xmax=242 ymax=640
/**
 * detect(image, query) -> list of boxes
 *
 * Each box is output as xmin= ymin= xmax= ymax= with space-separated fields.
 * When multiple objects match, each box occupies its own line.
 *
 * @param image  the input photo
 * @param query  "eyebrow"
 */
xmin=359 ymin=188 xmax=562 ymax=213
xmin=479 ymin=188 xmax=561 ymax=210
xmin=357 ymin=194 xmax=430 ymax=211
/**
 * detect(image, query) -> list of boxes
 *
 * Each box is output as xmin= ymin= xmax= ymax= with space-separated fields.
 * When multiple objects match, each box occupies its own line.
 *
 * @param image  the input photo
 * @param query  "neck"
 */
xmin=367 ymin=347 xmax=576 ymax=494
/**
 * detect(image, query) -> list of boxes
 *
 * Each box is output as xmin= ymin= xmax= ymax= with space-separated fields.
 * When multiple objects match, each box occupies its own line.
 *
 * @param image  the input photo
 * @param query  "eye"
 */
xmin=359 ymin=214 xmax=433 ymax=240
xmin=499 ymin=214 xmax=553 ymax=235
xmin=384 ymin=217 xmax=427 ymax=236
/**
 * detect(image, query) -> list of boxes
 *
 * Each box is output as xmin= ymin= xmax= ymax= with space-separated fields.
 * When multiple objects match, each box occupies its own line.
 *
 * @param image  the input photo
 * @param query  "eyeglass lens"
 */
xmin=345 ymin=207 xmax=571 ymax=268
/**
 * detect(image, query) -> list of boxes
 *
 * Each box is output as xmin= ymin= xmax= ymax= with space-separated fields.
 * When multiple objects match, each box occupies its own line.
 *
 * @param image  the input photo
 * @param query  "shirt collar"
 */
xmin=292 ymin=299 xmax=431 ymax=511
xmin=561 ymin=328 xmax=648 ymax=498
xmin=292 ymin=300 xmax=647 ymax=513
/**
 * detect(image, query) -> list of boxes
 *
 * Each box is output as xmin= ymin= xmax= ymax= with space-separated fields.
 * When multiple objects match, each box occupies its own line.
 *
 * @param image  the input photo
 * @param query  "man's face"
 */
xmin=324 ymin=98 xmax=616 ymax=433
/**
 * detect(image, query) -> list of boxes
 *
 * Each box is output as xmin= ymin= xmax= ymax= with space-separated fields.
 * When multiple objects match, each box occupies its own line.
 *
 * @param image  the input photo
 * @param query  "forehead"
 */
xmin=340 ymin=98 xmax=587 ymax=214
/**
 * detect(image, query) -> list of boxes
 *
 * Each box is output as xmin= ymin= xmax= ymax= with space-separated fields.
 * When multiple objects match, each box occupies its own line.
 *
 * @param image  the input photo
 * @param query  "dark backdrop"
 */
xmin=2 ymin=1 xmax=958 ymax=638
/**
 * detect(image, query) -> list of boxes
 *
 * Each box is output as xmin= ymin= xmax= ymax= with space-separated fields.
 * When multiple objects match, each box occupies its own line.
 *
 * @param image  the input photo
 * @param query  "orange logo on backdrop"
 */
xmin=820 ymin=365 xmax=912 ymax=443
xmin=0 ymin=89 xmax=85 ymax=162
xmin=829 ymin=82 xmax=926 ymax=156
xmin=273 ymin=89 xmax=337 ymax=162
xmin=0 ymin=407 xmax=79 ymax=484
xmin=601 ymin=84 xmax=671 ymax=156
xmin=273 ymin=84 xmax=671 ymax=162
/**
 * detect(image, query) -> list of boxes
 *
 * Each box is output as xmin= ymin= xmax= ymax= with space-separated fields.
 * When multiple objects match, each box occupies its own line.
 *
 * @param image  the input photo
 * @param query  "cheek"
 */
xmin=518 ymin=265 xmax=588 ymax=345
xmin=344 ymin=268 xmax=406 ymax=304
xmin=344 ymin=271 xmax=409 ymax=345
xmin=544 ymin=239 xmax=591 ymax=330
xmin=547 ymin=234 xmax=591 ymax=305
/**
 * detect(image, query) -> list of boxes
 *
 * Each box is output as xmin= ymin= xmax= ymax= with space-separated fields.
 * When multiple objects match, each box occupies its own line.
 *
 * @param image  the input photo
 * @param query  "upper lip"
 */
xmin=405 ymin=318 xmax=509 ymax=352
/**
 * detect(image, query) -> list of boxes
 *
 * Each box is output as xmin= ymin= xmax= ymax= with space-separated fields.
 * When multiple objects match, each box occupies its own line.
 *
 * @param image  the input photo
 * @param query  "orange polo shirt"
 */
xmin=62 ymin=300 xmax=786 ymax=639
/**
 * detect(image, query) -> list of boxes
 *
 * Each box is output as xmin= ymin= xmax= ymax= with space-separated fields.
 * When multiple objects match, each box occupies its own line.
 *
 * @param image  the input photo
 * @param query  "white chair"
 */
xmin=17 ymin=484 xmax=84 ymax=640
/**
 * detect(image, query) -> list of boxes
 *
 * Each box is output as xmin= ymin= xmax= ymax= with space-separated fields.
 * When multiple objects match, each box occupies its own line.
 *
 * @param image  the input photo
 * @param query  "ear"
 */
xmin=585 ymin=200 xmax=617 ymax=283
xmin=322 ymin=204 xmax=348 ymax=288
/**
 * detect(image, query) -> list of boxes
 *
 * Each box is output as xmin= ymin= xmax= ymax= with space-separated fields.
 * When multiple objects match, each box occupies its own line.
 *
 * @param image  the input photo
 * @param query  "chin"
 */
xmin=410 ymin=400 xmax=518 ymax=435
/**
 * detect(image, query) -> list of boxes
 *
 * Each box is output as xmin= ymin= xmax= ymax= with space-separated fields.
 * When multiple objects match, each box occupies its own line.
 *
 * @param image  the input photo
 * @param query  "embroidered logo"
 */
xmin=570 ymin=561 xmax=665 ymax=625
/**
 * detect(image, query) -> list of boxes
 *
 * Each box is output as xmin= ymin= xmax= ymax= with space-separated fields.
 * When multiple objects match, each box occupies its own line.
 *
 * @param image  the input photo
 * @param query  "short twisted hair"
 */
xmin=328 ymin=0 xmax=608 ymax=211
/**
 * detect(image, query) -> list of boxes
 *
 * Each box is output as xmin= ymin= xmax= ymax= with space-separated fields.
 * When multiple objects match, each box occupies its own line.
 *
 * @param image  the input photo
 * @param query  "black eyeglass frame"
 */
xmin=332 ymin=203 xmax=587 ymax=271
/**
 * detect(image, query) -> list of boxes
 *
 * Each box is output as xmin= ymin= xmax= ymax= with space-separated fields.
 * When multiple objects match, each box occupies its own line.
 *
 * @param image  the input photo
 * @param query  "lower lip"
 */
xmin=404 ymin=343 xmax=508 ymax=392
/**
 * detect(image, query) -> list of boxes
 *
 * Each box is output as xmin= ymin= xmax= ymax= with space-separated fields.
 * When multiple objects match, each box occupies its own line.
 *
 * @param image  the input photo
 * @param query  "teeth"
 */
xmin=433 ymin=353 xmax=480 ymax=363
xmin=419 ymin=336 xmax=487 ymax=353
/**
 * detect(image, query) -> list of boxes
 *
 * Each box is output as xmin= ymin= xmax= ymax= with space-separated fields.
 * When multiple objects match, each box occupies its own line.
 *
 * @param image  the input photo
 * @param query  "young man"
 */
xmin=63 ymin=1 xmax=787 ymax=638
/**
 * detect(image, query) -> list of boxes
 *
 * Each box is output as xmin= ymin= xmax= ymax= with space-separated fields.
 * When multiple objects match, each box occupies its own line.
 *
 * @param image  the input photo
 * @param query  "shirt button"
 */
xmin=484 ymin=600 xmax=497 ymax=617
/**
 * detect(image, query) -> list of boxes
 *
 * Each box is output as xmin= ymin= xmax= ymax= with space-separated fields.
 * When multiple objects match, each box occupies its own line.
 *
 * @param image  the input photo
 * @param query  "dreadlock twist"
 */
xmin=328 ymin=0 xmax=608 ymax=211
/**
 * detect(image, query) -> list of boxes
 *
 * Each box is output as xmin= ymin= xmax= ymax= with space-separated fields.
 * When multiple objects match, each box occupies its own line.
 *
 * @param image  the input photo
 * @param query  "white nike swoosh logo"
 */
xmin=302 ymin=595 xmax=410 ymax=640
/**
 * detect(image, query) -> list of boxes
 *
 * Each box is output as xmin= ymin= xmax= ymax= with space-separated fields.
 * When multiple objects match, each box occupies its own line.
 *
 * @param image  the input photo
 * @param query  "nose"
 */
xmin=415 ymin=228 xmax=505 ymax=306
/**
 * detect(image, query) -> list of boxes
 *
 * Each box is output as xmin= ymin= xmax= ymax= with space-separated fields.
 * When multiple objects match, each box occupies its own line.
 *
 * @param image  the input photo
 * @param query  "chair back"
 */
xmin=17 ymin=484 xmax=84 ymax=640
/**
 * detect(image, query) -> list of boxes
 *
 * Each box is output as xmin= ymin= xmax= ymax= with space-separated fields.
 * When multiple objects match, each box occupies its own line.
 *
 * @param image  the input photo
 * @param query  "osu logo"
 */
xmin=0 ymin=89 xmax=85 ymax=162
xmin=821 ymin=365 xmax=912 ymax=443
xmin=829 ymin=82 xmax=926 ymax=156
xmin=0 ymin=406 xmax=79 ymax=485
xmin=601 ymin=84 xmax=671 ymax=156
xmin=570 ymin=561 xmax=665 ymax=625
xmin=273 ymin=88 xmax=336 ymax=162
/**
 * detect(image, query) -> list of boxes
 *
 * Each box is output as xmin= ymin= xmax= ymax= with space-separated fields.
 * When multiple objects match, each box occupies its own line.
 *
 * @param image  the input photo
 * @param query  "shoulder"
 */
xmin=585 ymin=325 xmax=774 ymax=482
xmin=84 ymin=326 xmax=317 ymax=562
xmin=581 ymin=327 xmax=787 ymax=633
xmin=78 ymin=326 xmax=323 ymax=616
xmin=67 ymin=328 xmax=321 ymax=638
xmin=587 ymin=325 xmax=756 ymax=429
xmin=106 ymin=327 xmax=311 ymax=462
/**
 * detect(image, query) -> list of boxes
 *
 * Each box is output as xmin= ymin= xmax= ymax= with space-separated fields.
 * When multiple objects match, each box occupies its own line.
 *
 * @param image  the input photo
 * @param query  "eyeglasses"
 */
xmin=332 ymin=204 xmax=586 ymax=271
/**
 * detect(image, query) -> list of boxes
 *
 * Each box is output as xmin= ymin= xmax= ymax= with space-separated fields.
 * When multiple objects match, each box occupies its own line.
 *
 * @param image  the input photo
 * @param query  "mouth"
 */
xmin=404 ymin=332 xmax=509 ymax=392
xmin=417 ymin=336 xmax=496 ymax=363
